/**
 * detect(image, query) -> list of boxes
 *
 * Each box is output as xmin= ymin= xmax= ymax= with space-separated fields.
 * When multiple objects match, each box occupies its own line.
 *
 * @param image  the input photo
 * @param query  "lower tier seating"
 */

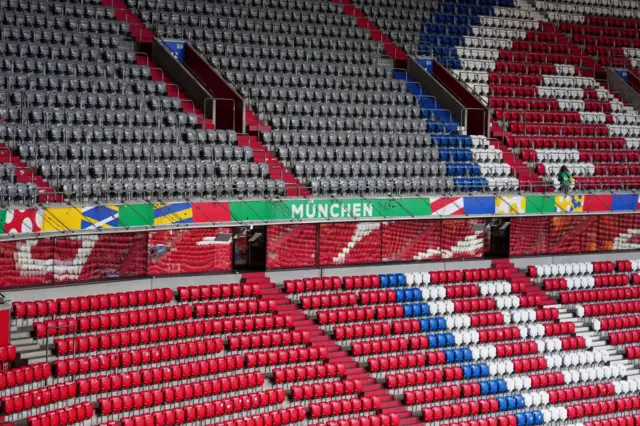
xmin=284 ymin=260 xmax=640 ymax=426
xmin=531 ymin=258 xmax=640 ymax=382
xmin=5 ymin=256 xmax=640 ymax=426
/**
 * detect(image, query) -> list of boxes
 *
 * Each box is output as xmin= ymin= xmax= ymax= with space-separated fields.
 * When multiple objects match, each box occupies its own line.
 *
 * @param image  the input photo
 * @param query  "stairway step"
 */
xmin=241 ymin=272 xmax=265 ymax=279
xmin=12 ymin=337 xmax=35 ymax=346
xmin=398 ymin=419 xmax=422 ymax=426
xmin=380 ymin=405 xmax=410 ymax=414
xmin=23 ymin=356 xmax=48 ymax=365
xmin=11 ymin=331 xmax=32 ymax=340
xmin=20 ymin=349 xmax=50 ymax=360
xmin=250 ymin=234 xmax=418 ymax=422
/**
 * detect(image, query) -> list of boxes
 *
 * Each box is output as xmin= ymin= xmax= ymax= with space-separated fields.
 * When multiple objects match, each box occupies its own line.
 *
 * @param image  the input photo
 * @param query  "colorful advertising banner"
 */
xmin=1 ymin=193 xmax=639 ymax=237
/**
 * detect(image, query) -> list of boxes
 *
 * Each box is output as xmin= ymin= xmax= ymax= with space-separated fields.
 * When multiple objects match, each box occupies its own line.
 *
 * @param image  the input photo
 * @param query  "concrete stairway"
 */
xmin=247 ymin=273 xmax=422 ymax=426
xmin=525 ymin=265 xmax=640 ymax=380
xmin=10 ymin=325 xmax=50 ymax=366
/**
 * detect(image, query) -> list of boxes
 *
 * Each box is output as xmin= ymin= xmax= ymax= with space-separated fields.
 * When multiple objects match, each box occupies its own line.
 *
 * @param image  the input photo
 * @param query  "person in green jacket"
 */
xmin=558 ymin=165 xmax=573 ymax=193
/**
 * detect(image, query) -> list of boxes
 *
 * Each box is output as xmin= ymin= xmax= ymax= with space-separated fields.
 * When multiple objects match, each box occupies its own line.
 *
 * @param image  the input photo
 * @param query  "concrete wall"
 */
xmin=152 ymin=39 xmax=213 ymax=118
xmin=607 ymin=68 xmax=640 ymax=112
xmin=183 ymin=43 xmax=245 ymax=132
xmin=6 ymin=250 xmax=640 ymax=303
xmin=406 ymin=57 xmax=468 ymax=132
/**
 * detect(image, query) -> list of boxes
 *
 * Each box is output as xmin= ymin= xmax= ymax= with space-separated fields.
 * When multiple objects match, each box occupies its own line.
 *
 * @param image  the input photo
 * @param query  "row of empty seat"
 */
xmin=284 ymin=259 xmax=640 ymax=426
xmin=530 ymin=259 xmax=640 ymax=390
xmin=8 ymin=251 xmax=640 ymax=426
xmin=0 ymin=0 xmax=293 ymax=203
xmin=358 ymin=0 xmax=640 ymax=191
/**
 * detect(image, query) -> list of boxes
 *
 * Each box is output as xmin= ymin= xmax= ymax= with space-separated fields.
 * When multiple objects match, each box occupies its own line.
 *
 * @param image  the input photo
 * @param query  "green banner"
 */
xmin=525 ymin=196 xmax=556 ymax=213
xmin=119 ymin=204 xmax=154 ymax=228
xmin=228 ymin=198 xmax=432 ymax=222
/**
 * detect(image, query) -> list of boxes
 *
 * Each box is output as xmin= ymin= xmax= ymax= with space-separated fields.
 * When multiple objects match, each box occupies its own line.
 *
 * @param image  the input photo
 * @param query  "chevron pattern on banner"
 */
xmin=430 ymin=197 xmax=464 ymax=216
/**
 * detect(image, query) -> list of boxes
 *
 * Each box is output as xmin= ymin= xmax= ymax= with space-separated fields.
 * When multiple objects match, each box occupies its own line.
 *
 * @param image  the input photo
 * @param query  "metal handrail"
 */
xmin=202 ymin=96 xmax=216 ymax=131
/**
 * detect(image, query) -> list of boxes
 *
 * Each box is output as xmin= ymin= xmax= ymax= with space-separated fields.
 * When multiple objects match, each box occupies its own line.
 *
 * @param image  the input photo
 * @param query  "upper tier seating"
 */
xmin=528 ymin=1 xmax=640 ymax=191
xmin=352 ymin=0 xmax=528 ymax=66
xmin=0 ymin=0 xmax=285 ymax=204
xmin=355 ymin=0 xmax=640 ymax=191
xmin=450 ymin=16 xmax=640 ymax=190
xmin=126 ymin=0 xmax=520 ymax=194
xmin=353 ymin=0 xmax=439 ymax=57
xmin=537 ymin=0 xmax=640 ymax=69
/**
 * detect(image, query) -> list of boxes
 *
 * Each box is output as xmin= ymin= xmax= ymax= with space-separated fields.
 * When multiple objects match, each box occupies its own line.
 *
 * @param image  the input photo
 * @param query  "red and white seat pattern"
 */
xmin=319 ymin=223 xmax=383 ymax=266
xmin=280 ymin=262 xmax=640 ymax=426
xmin=509 ymin=218 xmax=550 ymax=256
xmin=441 ymin=219 xmax=485 ymax=259
xmin=316 ymin=220 xmax=484 ymax=267
xmin=382 ymin=221 xmax=442 ymax=262
xmin=147 ymin=228 xmax=232 ymax=275
xmin=511 ymin=215 xmax=640 ymax=257
xmin=533 ymin=259 xmax=640 ymax=381
xmin=0 ymin=234 xmax=148 ymax=288
xmin=525 ymin=1 xmax=640 ymax=189
xmin=530 ymin=260 xmax=634 ymax=295
xmin=267 ymin=224 xmax=318 ymax=269
xmin=498 ymin=69 xmax=640 ymax=189
xmin=624 ymin=47 xmax=640 ymax=69
xmin=0 ymin=230 xmax=234 ymax=287
xmin=528 ymin=261 xmax=605 ymax=278
xmin=439 ymin=0 xmax=640 ymax=190
xmin=537 ymin=0 xmax=640 ymax=69
xmin=7 ymin=258 xmax=640 ymax=426
xmin=452 ymin=4 xmax=545 ymax=81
